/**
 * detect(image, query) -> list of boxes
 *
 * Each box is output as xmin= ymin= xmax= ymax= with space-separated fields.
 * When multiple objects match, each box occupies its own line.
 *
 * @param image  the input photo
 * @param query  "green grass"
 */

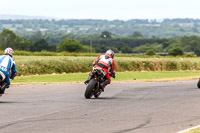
xmin=12 ymin=71 xmax=200 ymax=84
xmin=181 ymin=127 xmax=200 ymax=133
xmin=188 ymin=128 xmax=200 ymax=133
xmin=14 ymin=55 xmax=200 ymax=62
xmin=13 ymin=55 xmax=200 ymax=76
xmin=116 ymin=71 xmax=200 ymax=81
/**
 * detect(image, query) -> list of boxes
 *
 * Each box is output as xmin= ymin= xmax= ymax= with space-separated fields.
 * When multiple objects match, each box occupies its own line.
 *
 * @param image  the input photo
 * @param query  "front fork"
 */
xmin=88 ymin=72 xmax=94 ymax=80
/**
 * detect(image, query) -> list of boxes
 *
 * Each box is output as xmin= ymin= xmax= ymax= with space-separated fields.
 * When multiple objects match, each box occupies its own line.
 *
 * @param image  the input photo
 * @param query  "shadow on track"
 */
xmin=0 ymin=101 xmax=24 ymax=104
xmin=84 ymin=96 xmax=129 ymax=100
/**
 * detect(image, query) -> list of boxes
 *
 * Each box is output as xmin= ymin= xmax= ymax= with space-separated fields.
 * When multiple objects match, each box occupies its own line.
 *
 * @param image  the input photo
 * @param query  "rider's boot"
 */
xmin=84 ymin=72 xmax=94 ymax=84
xmin=100 ymin=79 xmax=109 ymax=92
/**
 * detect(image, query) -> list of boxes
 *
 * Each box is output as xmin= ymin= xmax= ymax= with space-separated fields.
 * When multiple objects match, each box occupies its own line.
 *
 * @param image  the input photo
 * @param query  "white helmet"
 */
xmin=4 ymin=47 xmax=14 ymax=57
xmin=105 ymin=49 xmax=114 ymax=59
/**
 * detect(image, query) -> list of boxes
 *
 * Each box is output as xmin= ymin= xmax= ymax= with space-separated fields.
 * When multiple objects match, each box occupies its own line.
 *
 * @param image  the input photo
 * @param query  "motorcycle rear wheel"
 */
xmin=84 ymin=79 xmax=97 ymax=99
xmin=197 ymin=79 xmax=200 ymax=89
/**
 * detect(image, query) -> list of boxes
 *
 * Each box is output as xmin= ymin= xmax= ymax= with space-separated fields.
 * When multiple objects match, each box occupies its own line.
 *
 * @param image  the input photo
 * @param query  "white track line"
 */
xmin=177 ymin=125 xmax=200 ymax=133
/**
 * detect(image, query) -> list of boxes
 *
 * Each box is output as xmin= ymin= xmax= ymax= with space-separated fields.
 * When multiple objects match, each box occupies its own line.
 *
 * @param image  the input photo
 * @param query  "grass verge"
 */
xmin=12 ymin=71 xmax=200 ymax=84
xmin=178 ymin=126 xmax=200 ymax=133
xmin=14 ymin=56 xmax=200 ymax=76
xmin=185 ymin=128 xmax=200 ymax=133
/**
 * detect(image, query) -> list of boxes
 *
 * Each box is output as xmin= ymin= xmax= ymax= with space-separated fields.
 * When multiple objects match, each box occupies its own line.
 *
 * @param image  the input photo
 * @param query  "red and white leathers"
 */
xmin=93 ymin=54 xmax=115 ymax=84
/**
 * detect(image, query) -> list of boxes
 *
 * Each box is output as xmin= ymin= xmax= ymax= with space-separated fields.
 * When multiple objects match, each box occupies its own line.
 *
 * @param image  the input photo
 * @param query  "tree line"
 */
xmin=0 ymin=29 xmax=93 ymax=52
xmin=1 ymin=18 xmax=200 ymax=37
xmin=1 ymin=29 xmax=200 ymax=56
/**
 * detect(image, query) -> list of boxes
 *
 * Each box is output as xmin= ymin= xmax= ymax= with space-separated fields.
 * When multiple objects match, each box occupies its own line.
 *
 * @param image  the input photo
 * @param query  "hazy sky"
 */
xmin=1 ymin=0 xmax=200 ymax=20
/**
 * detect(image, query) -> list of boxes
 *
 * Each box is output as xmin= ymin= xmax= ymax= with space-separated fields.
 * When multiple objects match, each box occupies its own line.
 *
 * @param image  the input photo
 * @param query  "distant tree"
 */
xmin=180 ymin=35 xmax=200 ymax=56
xmin=168 ymin=47 xmax=184 ymax=56
xmin=163 ymin=42 xmax=170 ymax=48
xmin=121 ymin=46 xmax=133 ymax=53
xmin=164 ymin=41 xmax=181 ymax=52
xmin=132 ymin=43 xmax=163 ymax=53
xmin=57 ymin=38 xmax=83 ymax=52
xmin=0 ymin=29 xmax=21 ymax=49
xmin=109 ymin=47 xmax=119 ymax=53
xmin=94 ymin=44 xmax=108 ymax=53
xmin=132 ymin=31 xmax=143 ymax=38
xmin=151 ymin=36 xmax=158 ymax=39
xmin=47 ymin=44 xmax=57 ymax=52
xmin=33 ymin=39 xmax=49 ymax=51
xmin=18 ymin=40 xmax=32 ymax=51
xmin=100 ymin=31 xmax=112 ymax=38
xmin=189 ymin=40 xmax=200 ymax=56
xmin=81 ymin=45 xmax=96 ymax=53
xmin=146 ymin=49 xmax=156 ymax=55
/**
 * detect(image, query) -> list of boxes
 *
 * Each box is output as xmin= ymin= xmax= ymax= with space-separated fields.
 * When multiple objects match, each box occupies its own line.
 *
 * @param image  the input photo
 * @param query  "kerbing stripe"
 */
xmin=177 ymin=125 xmax=200 ymax=133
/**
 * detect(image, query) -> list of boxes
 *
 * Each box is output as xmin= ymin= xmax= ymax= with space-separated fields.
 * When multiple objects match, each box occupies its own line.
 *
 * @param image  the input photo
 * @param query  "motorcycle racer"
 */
xmin=84 ymin=50 xmax=115 ymax=91
xmin=0 ymin=48 xmax=17 ymax=95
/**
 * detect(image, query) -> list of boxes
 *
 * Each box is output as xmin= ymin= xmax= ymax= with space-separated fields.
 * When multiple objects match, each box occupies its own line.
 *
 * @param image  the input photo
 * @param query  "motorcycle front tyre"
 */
xmin=84 ymin=79 xmax=97 ymax=99
xmin=197 ymin=79 xmax=200 ymax=89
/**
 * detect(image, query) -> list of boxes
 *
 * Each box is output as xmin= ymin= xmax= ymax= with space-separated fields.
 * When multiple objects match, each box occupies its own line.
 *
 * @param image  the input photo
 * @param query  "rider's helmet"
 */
xmin=105 ymin=49 xmax=114 ymax=59
xmin=4 ymin=47 xmax=14 ymax=57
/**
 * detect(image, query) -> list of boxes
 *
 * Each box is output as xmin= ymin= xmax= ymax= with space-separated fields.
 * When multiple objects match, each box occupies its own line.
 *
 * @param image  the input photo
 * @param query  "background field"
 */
xmin=13 ymin=71 xmax=200 ymax=83
xmin=14 ymin=55 xmax=200 ymax=76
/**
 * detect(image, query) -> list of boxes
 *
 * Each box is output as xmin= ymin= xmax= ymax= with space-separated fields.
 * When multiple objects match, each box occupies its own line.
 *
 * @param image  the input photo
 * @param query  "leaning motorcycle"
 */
xmin=0 ymin=72 xmax=14 ymax=97
xmin=84 ymin=67 xmax=107 ymax=99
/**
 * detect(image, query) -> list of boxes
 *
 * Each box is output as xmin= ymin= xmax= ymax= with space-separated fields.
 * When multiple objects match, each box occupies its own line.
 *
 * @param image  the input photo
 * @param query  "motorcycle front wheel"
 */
xmin=84 ymin=79 xmax=97 ymax=99
xmin=197 ymin=79 xmax=200 ymax=89
xmin=94 ymin=90 xmax=101 ymax=98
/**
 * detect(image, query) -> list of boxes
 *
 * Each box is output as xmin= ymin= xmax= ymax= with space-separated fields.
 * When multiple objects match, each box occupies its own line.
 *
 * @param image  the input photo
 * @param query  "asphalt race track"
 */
xmin=1 ymin=80 xmax=200 ymax=133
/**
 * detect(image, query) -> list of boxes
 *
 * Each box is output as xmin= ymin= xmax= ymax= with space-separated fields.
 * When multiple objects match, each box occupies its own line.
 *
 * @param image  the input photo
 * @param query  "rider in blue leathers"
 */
xmin=0 ymin=48 xmax=17 ymax=95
